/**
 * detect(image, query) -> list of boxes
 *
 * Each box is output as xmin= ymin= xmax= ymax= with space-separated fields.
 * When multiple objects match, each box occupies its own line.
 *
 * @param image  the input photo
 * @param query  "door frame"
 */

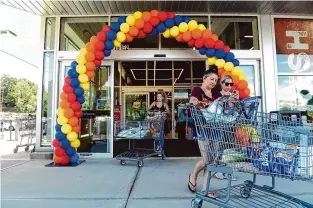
xmin=57 ymin=59 xmax=114 ymax=159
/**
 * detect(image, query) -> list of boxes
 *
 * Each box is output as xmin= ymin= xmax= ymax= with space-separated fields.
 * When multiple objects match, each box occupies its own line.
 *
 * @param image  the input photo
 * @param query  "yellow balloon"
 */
xmin=80 ymin=83 xmax=90 ymax=91
xmin=178 ymin=22 xmax=188 ymax=33
xmin=239 ymin=74 xmax=246 ymax=80
xmin=80 ymin=48 xmax=87 ymax=56
xmin=215 ymin=59 xmax=226 ymax=68
xmin=76 ymin=65 xmax=86 ymax=74
xmin=224 ymin=62 xmax=234 ymax=72
xmin=208 ymin=57 xmax=217 ymax=65
xmin=188 ymin=20 xmax=198 ymax=31
xmin=134 ymin=11 xmax=142 ymax=19
xmin=61 ymin=124 xmax=72 ymax=134
xmin=113 ymin=40 xmax=121 ymax=48
xmin=126 ymin=15 xmax=135 ymax=26
xmin=57 ymin=116 xmax=68 ymax=125
xmin=67 ymin=132 xmax=78 ymax=142
xmin=76 ymin=55 xmax=86 ymax=65
xmin=78 ymin=74 xmax=89 ymax=84
xmin=116 ymin=32 xmax=126 ymax=42
xmin=197 ymin=24 xmax=206 ymax=31
xmin=170 ymin=26 xmax=179 ymax=37
xmin=231 ymin=66 xmax=243 ymax=76
xmin=163 ymin=29 xmax=171 ymax=38
xmin=57 ymin=108 xmax=64 ymax=117
xmin=120 ymin=23 xmax=130 ymax=33
xmin=71 ymin=139 xmax=81 ymax=148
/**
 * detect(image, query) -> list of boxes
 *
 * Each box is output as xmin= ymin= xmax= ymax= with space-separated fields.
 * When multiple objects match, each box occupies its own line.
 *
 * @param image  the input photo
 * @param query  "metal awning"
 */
xmin=1 ymin=0 xmax=313 ymax=16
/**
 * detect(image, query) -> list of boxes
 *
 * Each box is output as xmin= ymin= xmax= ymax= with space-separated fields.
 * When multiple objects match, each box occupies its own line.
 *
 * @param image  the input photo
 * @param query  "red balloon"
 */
xmin=237 ymin=80 xmax=248 ymax=90
xmin=204 ymin=38 xmax=215 ymax=49
xmin=176 ymin=33 xmax=183 ymax=42
xmin=158 ymin=11 xmax=168 ymax=22
xmin=224 ymin=45 xmax=231 ymax=53
xmin=214 ymin=40 xmax=224 ymax=49
xmin=150 ymin=16 xmax=160 ymax=27
xmin=231 ymin=75 xmax=240 ymax=85
xmin=167 ymin=12 xmax=175 ymax=19
xmin=95 ymin=51 xmax=104 ymax=60
xmin=63 ymin=85 xmax=74 ymax=93
xmin=134 ymin=18 xmax=145 ymax=29
xmin=94 ymin=60 xmax=101 ymax=67
xmin=95 ymin=40 xmax=105 ymax=51
xmin=72 ymin=125 xmax=81 ymax=133
xmin=53 ymin=155 xmax=61 ymax=164
xmin=64 ymin=76 xmax=71 ymax=84
xmin=71 ymin=102 xmax=81 ymax=112
xmin=67 ymin=93 xmax=77 ymax=103
xmin=102 ymin=25 xmax=111 ymax=32
xmin=129 ymin=26 xmax=139 ymax=37
xmin=55 ymin=147 xmax=66 ymax=157
xmin=60 ymin=155 xmax=70 ymax=165
xmin=53 ymin=139 xmax=60 ymax=148
xmin=143 ymin=22 xmax=153 ymax=34
xmin=97 ymin=31 xmax=107 ymax=41
xmin=138 ymin=30 xmax=147 ymax=38
xmin=74 ymin=110 xmax=83 ymax=118
xmin=218 ymin=68 xmax=225 ymax=77
xmin=195 ymin=38 xmax=205 ymax=49
xmin=125 ymin=33 xmax=134 ymax=43
xmin=188 ymin=39 xmax=195 ymax=47
xmin=230 ymin=85 xmax=238 ymax=92
xmin=239 ymin=88 xmax=250 ymax=99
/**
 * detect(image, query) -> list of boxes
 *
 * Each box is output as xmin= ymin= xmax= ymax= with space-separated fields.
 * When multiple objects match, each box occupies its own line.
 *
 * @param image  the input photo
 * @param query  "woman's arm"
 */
xmin=148 ymin=102 xmax=155 ymax=110
xmin=189 ymin=96 xmax=199 ymax=105
xmin=164 ymin=103 xmax=170 ymax=113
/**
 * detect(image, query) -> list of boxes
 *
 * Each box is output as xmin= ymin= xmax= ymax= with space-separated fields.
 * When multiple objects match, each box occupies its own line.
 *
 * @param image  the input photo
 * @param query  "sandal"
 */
xmin=208 ymin=192 xmax=217 ymax=199
xmin=188 ymin=174 xmax=197 ymax=193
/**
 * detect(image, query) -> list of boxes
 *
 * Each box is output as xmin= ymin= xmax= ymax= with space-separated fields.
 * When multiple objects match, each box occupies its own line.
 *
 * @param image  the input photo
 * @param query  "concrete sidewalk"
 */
xmin=1 ymin=158 xmax=313 ymax=208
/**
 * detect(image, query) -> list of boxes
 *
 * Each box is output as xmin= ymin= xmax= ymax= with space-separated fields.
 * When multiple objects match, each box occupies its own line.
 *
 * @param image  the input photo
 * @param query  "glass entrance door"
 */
xmin=58 ymin=60 xmax=114 ymax=158
xmin=123 ymin=93 xmax=149 ymax=121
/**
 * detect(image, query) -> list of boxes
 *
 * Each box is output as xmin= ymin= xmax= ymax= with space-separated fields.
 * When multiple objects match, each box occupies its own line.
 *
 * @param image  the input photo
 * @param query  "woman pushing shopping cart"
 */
xmin=188 ymin=96 xmax=313 ymax=208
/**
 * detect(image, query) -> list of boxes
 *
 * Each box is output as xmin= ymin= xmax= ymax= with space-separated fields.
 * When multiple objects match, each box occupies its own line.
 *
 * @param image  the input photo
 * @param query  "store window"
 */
xmin=174 ymin=61 xmax=191 ymax=87
xmin=120 ymin=61 xmax=146 ymax=86
xmin=111 ymin=17 xmax=158 ymax=50
xmin=274 ymin=18 xmax=313 ymax=117
xmin=41 ymin=52 xmax=54 ymax=146
xmin=192 ymin=61 xmax=206 ymax=86
xmin=44 ymin=18 xmax=56 ymax=50
xmin=59 ymin=17 xmax=109 ymax=51
xmin=210 ymin=16 xmax=259 ymax=50
xmin=161 ymin=16 xmax=208 ymax=49
xmin=148 ymin=61 xmax=173 ymax=86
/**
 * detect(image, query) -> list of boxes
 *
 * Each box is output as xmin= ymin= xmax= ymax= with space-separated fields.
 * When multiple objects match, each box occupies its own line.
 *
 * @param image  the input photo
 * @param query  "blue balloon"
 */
xmin=105 ymin=41 xmax=114 ymax=50
xmin=60 ymin=139 xmax=70 ymax=149
xmin=183 ymin=16 xmax=191 ymax=23
xmin=111 ymin=22 xmax=120 ymax=32
xmin=55 ymin=131 xmax=66 ymax=141
xmin=107 ymin=31 xmax=117 ymax=41
xmin=68 ymin=69 xmax=78 ymax=78
xmin=104 ymin=49 xmax=111 ymax=56
xmin=70 ymin=78 xmax=80 ymax=88
xmin=70 ymin=154 xmax=79 ymax=163
xmin=77 ymin=96 xmax=85 ymax=104
xmin=55 ymin=124 xmax=62 ymax=132
xmin=157 ymin=23 xmax=166 ymax=33
xmin=206 ymin=48 xmax=216 ymax=57
xmin=66 ymin=147 xmax=76 ymax=157
xmin=165 ymin=19 xmax=175 ymax=28
xmin=225 ymin=52 xmax=235 ymax=62
xmin=150 ymin=28 xmax=159 ymax=36
xmin=233 ymin=59 xmax=240 ymax=66
xmin=118 ymin=16 xmax=126 ymax=24
xmin=215 ymin=49 xmax=226 ymax=59
xmin=71 ymin=61 xmax=78 ymax=69
xmin=198 ymin=47 xmax=207 ymax=55
xmin=174 ymin=16 xmax=183 ymax=25
xmin=74 ymin=87 xmax=84 ymax=97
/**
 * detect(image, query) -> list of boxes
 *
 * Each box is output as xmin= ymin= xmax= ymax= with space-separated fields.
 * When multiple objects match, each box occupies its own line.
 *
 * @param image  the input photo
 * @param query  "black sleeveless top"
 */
xmin=151 ymin=103 xmax=166 ymax=112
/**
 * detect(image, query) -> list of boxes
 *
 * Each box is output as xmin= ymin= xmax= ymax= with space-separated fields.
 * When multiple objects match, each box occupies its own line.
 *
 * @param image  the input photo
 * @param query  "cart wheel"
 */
xmin=138 ymin=161 xmax=143 ymax=167
xmin=191 ymin=198 xmax=203 ymax=208
xmin=120 ymin=160 xmax=126 ymax=165
xmin=25 ymin=146 xmax=29 ymax=152
xmin=240 ymin=187 xmax=251 ymax=198
xmin=13 ymin=147 xmax=18 ymax=153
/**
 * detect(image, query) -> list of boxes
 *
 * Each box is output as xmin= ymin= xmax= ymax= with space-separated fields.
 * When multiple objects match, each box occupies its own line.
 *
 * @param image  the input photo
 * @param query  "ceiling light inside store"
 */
xmin=244 ymin=35 xmax=253 ymax=38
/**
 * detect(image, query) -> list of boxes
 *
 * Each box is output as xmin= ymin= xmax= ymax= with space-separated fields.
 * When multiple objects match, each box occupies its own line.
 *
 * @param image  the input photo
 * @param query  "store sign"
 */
xmin=274 ymin=19 xmax=313 ymax=73
xmin=114 ymin=105 xmax=121 ymax=121
xmin=114 ymin=44 xmax=130 ymax=50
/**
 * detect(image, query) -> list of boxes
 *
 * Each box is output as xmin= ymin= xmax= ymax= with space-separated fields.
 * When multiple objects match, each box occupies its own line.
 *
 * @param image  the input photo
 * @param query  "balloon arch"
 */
xmin=53 ymin=10 xmax=251 ymax=165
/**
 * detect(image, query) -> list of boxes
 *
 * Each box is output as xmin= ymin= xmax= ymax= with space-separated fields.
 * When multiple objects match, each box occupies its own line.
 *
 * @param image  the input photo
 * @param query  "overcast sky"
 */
xmin=0 ymin=4 xmax=41 ymax=84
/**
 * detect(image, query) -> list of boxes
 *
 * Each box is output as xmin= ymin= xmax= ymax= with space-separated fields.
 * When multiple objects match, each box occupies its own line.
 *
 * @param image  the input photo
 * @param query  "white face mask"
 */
xmin=302 ymin=93 xmax=312 ymax=100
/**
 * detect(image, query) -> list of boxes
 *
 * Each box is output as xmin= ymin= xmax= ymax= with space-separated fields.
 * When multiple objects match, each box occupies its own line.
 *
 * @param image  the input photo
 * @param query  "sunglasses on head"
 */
xmin=224 ymin=82 xmax=234 ymax=86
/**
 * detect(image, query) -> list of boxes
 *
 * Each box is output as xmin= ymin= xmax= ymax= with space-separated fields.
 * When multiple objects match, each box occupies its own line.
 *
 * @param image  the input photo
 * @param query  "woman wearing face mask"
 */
xmin=187 ymin=65 xmax=222 ymax=198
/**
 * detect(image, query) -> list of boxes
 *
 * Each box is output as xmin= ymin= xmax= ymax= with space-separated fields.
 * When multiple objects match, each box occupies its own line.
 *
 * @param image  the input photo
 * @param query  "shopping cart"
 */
xmin=13 ymin=115 xmax=36 ymax=153
xmin=188 ymin=97 xmax=313 ymax=208
xmin=114 ymin=111 xmax=166 ymax=167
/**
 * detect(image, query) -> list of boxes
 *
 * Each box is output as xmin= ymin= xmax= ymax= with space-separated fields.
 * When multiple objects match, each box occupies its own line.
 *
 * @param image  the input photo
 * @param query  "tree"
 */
xmin=0 ymin=74 xmax=18 ymax=109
